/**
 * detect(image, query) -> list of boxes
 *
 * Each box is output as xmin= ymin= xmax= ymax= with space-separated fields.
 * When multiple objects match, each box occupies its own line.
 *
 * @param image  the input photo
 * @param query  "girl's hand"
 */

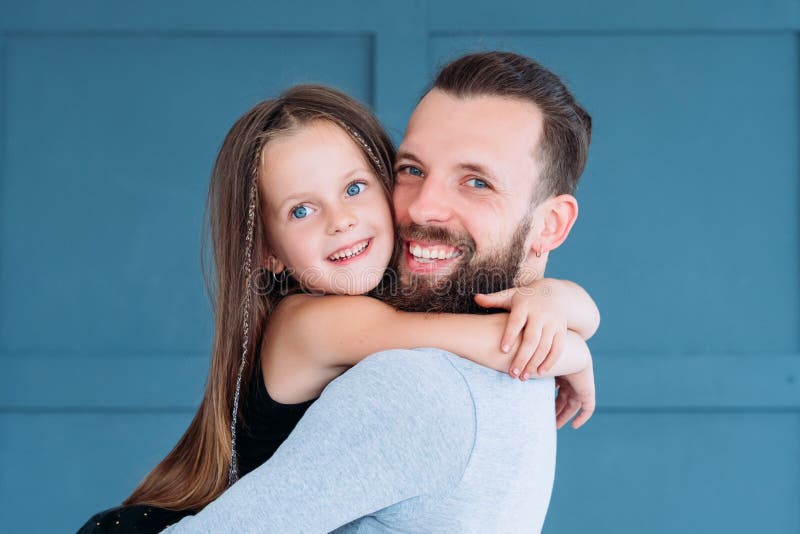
xmin=554 ymin=363 xmax=596 ymax=429
xmin=474 ymin=285 xmax=567 ymax=380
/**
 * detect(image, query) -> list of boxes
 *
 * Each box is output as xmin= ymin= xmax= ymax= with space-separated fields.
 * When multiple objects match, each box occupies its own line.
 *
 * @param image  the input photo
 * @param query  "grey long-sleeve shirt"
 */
xmin=163 ymin=348 xmax=557 ymax=533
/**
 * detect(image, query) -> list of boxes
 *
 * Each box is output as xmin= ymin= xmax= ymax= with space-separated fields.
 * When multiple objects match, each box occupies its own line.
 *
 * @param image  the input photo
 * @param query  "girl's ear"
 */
xmin=264 ymin=253 xmax=286 ymax=274
xmin=260 ymin=240 xmax=286 ymax=274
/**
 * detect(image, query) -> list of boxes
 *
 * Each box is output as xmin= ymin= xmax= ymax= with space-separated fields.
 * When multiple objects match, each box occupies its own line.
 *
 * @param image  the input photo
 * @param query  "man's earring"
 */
xmin=535 ymin=247 xmax=543 ymax=258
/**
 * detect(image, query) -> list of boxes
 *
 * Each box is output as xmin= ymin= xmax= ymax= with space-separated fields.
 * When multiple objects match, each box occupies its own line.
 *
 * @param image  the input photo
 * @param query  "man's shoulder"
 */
xmin=355 ymin=347 xmax=459 ymax=374
xmin=345 ymin=348 xmax=517 ymax=397
xmin=330 ymin=348 xmax=475 ymax=411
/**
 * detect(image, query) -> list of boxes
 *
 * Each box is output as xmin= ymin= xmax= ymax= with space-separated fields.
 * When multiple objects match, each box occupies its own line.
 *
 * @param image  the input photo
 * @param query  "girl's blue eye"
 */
xmin=291 ymin=205 xmax=310 ymax=219
xmin=406 ymin=166 xmax=423 ymax=177
xmin=466 ymin=178 xmax=489 ymax=189
xmin=346 ymin=182 xmax=366 ymax=196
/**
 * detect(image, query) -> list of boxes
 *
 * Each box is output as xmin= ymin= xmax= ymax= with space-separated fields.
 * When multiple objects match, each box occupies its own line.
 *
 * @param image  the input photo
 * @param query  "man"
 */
xmin=164 ymin=50 xmax=595 ymax=533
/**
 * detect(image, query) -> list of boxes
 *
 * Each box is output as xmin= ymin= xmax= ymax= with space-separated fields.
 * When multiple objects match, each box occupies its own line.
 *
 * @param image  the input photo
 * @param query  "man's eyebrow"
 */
xmin=394 ymin=150 xmax=423 ymax=165
xmin=458 ymin=162 xmax=491 ymax=176
xmin=458 ymin=162 xmax=500 ymax=183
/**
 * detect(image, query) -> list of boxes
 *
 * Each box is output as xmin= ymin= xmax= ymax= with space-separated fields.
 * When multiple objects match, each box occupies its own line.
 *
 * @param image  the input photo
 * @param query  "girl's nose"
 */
xmin=327 ymin=205 xmax=358 ymax=234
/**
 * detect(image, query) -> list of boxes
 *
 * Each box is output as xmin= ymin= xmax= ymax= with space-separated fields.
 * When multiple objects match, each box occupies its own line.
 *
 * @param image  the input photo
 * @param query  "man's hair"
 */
xmin=432 ymin=51 xmax=592 ymax=203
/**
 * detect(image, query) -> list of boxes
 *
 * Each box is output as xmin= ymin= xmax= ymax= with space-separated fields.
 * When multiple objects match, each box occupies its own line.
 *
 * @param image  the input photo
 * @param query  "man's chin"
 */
xmin=398 ymin=261 xmax=459 ymax=289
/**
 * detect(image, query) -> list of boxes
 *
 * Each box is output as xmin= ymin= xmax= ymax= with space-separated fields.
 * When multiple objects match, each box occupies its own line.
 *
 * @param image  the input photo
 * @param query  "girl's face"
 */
xmin=259 ymin=120 xmax=394 ymax=295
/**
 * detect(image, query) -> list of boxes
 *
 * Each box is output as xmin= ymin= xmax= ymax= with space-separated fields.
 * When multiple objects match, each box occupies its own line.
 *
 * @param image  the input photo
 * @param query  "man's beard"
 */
xmin=378 ymin=214 xmax=532 ymax=314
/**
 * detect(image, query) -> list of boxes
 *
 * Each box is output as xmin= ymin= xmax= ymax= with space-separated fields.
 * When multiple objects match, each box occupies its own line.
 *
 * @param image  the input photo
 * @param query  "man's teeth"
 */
xmin=328 ymin=240 xmax=369 ymax=261
xmin=409 ymin=243 xmax=461 ymax=261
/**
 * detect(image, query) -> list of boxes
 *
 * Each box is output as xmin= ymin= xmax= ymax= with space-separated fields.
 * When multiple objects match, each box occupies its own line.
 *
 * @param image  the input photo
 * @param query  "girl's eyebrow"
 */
xmin=276 ymin=191 xmax=314 ymax=211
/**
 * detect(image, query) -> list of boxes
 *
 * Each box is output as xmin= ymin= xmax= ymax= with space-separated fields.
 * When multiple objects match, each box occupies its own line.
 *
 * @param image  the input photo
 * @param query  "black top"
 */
xmin=235 ymin=361 xmax=317 ymax=477
xmin=76 ymin=357 xmax=317 ymax=533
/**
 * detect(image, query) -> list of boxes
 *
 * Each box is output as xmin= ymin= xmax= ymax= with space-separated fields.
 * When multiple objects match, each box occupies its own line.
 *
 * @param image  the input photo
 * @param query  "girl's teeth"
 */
xmin=329 ymin=240 xmax=368 ymax=261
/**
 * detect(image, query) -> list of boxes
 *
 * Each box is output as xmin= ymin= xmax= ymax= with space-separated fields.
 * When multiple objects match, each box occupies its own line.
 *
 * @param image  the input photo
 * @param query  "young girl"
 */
xmin=78 ymin=85 xmax=598 ymax=533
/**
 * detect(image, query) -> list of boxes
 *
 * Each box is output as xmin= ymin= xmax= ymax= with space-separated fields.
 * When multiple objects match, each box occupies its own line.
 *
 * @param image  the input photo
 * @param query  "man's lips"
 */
xmin=404 ymin=240 xmax=462 ymax=274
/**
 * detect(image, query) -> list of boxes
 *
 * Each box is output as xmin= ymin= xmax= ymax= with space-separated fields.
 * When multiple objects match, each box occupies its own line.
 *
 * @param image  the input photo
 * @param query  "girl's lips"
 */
xmin=326 ymin=238 xmax=372 ymax=266
xmin=403 ymin=242 xmax=461 ymax=274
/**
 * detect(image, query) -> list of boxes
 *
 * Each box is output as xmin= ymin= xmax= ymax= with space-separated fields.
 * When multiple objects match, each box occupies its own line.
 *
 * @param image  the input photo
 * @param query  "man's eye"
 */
xmin=399 ymin=165 xmax=424 ymax=177
xmin=346 ymin=181 xmax=367 ymax=197
xmin=291 ymin=205 xmax=312 ymax=219
xmin=465 ymin=178 xmax=489 ymax=189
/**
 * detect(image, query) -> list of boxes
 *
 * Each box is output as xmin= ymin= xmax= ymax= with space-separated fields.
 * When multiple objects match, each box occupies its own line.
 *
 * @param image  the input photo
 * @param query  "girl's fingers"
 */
xmin=558 ymin=398 xmax=581 ymax=429
xmin=473 ymin=289 xmax=515 ymax=310
xmin=509 ymin=349 xmax=529 ymax=378
xmin=556 ymin=397 xmax=579 ymax=427
xmin=538 ymin=331 xmax=563 ymax=375
xmin=501 ymin=307 xmax=528 ymax=355
xmin=555 ymin=393 xmax=568 ymax=417
xmin=571 ymin=398 xmax=596 ymax=429
xmin=571 ymin=409 xmax=588 ymax=429
xmin=515 ymin=325 xmax=542 ymax=380
xmin=555 ymin=390 xmax=570 ymax=427
xmin=523 ymin=327 xmax=553 ymax=379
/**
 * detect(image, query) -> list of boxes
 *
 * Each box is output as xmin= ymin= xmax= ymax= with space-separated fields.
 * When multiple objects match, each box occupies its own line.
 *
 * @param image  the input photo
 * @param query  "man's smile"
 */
xmin=404 ymin=240 xmax=463 ymax=273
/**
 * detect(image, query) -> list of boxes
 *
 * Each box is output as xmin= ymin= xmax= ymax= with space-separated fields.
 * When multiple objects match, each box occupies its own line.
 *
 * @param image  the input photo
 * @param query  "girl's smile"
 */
xmin=327 ymin=237 xmax=373 ymax=264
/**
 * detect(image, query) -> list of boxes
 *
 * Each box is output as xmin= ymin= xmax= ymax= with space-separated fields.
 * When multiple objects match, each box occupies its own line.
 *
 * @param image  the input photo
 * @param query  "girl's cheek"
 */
xmin=295 ymin=228 xmax=326 ymax=266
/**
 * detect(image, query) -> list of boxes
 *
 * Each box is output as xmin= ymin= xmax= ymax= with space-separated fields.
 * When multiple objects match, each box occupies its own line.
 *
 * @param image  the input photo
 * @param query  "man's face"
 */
xmin=390 ymin=89 xmax=546 ymax=312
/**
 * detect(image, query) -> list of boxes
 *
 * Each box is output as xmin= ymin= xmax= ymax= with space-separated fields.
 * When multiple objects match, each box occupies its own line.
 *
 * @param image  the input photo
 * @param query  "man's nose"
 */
xmin=326 ymin=204 xmax=358 ymax=234
xmin=406 ymin=174 xmax=454 ymax=225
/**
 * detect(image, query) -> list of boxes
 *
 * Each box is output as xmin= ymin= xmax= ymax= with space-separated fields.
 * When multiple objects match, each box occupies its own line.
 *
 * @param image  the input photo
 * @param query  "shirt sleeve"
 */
xmin=161 ymin=349 xmax=476 ymax=534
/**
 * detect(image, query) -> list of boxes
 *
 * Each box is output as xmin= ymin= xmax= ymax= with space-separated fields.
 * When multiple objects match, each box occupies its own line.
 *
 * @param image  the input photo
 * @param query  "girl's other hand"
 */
xmin=555 ymin=363 xmax=596 ymax=429
xmin=474 ymin=285 xmax=567 ymax=380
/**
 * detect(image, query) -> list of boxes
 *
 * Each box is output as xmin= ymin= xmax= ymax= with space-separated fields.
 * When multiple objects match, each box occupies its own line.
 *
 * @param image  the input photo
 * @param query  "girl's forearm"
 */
xmin=536 ymin=330 xmax=591 ymax=376
xmin=283 ymin=295 xmax=590 ymax=377
xmin=396 ymin=311 xmax=590 ymax=377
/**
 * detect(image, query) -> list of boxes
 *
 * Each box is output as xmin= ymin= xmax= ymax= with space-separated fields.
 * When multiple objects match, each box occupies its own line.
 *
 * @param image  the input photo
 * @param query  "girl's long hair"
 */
xmin=123 ymin=85 xmax=395 ymax=511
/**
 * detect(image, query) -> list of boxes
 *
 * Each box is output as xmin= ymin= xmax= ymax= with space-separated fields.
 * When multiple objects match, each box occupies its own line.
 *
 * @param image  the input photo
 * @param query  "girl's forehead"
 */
xmin=261 ymin=121 xmax=364 ymax=172
xmin=258 ymin=123 xmax=373 ymax=209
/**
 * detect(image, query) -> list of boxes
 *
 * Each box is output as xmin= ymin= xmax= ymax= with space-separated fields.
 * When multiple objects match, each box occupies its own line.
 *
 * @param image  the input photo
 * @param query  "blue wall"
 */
xmin=1 ymin=1 xmax=799 ymax=532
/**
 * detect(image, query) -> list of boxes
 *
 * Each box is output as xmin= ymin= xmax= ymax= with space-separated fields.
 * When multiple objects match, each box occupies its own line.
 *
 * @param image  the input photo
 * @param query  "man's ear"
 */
xmin=533 ymin=194 xmax=579 ymax=255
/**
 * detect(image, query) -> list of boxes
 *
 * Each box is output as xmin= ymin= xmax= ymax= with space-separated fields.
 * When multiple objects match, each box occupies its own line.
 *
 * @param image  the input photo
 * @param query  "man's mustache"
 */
xmin=395 ymin=223 xmax=477 ymax=260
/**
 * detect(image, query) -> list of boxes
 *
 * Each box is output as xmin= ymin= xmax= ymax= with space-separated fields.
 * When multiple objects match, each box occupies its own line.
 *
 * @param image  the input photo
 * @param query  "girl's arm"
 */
xmin=266 ymin=294 xmax=589 ymax=395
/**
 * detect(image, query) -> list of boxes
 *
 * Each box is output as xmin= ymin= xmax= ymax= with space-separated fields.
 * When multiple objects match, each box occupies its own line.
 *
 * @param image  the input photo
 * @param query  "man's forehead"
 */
xmin=410 ymin=89 xmax=541 ymax=126
xmin=399 ymin=90 xmax=543 ymax=168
